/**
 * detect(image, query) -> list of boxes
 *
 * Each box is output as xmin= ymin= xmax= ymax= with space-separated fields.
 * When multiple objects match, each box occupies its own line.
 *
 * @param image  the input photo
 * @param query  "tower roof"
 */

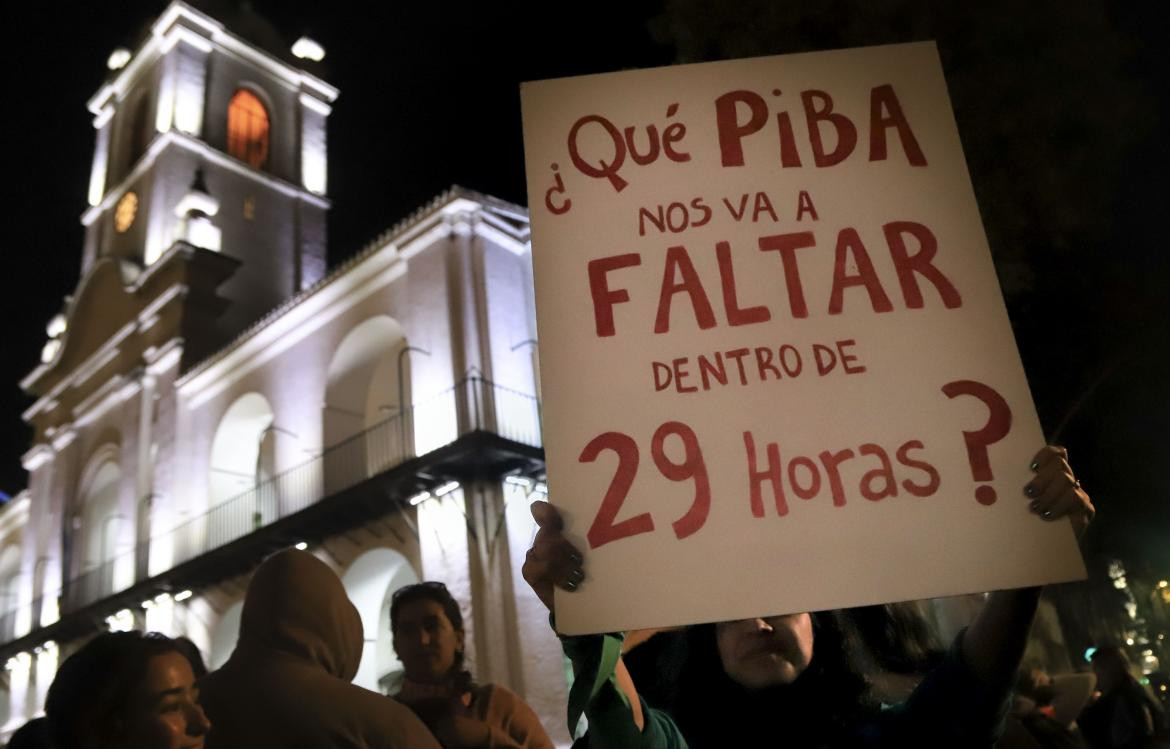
xmin=186 ymin=0 xmax=327 ymax=72
xmin=92 ymin=1 xmax=334 ymax=112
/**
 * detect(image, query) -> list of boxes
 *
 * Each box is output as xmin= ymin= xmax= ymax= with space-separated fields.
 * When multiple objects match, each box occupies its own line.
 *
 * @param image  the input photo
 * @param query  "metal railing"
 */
xmin=0 ymin=376 xmax=541 ymax=645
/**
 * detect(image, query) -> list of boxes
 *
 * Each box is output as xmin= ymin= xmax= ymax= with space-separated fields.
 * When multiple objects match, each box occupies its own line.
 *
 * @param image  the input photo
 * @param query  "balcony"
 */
xmin=0 ymin=376 xmax=543 ymax=658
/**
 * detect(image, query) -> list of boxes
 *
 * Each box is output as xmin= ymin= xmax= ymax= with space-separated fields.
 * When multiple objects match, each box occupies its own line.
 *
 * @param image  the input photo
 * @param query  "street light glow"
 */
xmin=291 ymin=37 xmax=325 ymax=62
xmin=107 ymin=48 xmax=131 ymax=70
xmin=408 ymin=491 xmax=431 ymax=506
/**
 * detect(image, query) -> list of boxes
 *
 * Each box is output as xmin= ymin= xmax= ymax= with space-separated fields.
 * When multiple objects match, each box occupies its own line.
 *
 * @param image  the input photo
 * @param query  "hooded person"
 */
xmin=199 ymin=549 xmax=441 ymax=749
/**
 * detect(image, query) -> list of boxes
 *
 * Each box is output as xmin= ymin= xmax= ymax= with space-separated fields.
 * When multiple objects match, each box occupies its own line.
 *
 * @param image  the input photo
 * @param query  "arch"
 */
xmin=194 ymin=393 xmax=279 ymax=558
xmin=75 ymin=449 xmax=129 ymax=603
xmin=209 ymin=393 xmax=275 ymax=506
xmin=208 ymin=600 xmax=244 ymax=670
xmin=0 ymin=546 xmax=20 ymax=642
xmin=0 ymin=546 xmax=20 ymax=604
xmin=322 ymin=316 xmax=409 ymax=492
xmin=0 ymin=682 xmax=9 ymax=735
xmin=340 ymin=548 xmax=419 ymax=693
xmin=227 ymin=88 xmax=270 ymax=169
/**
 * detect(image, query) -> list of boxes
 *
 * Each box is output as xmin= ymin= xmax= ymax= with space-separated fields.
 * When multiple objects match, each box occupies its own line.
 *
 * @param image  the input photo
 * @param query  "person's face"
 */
xmin=716 ymin=613 xmax=814 ymax=689
xmin=393 ymin=599 xmax=464 ymax=684
xmin=120 ymin=652 xmax=210 ymax=749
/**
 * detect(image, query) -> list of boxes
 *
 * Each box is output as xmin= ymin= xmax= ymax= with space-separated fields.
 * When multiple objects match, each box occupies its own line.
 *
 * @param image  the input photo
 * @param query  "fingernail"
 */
xmin=565 ymin=579 xmax=578 ymax=591
xmin=569 ymin=552 xmax=583 ymax=564
xmin=1029 ymin=501 xmax=1041 ymax=513
xmin=1025 ymin=485 xmax=1038 ymax=497
xmin=1030 ymin=461 xmax=1039 ymax=471
xmin=1042 ymin=510 xmax=1053 ymax=520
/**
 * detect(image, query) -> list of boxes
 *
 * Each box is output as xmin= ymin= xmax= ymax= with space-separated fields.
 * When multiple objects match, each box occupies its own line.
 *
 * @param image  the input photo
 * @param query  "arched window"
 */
xmin=195 ymin=393 xmax=278 ymax=558
xmin=227 ymin=89 xmax=270 ymax=169
xmin=210 ymin=393 xmax=275 ymax=506
xmin=322 ymin=316 xmax=410 ymax=493
xmin=0 ymin=546 xmax=21 ymax=641
xmin=76 ymin=457 xmax=132 ymax=605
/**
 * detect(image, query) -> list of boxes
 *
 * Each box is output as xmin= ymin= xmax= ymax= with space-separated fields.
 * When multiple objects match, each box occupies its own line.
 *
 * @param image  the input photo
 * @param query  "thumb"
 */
xmin=530 ymin=500 xmax=563 ymax=531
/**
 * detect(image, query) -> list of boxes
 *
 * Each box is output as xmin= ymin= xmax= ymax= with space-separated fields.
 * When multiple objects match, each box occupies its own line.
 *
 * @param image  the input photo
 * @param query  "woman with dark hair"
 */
xmin=524 ymin=445 xmax=1095 ymax=748
xmin=44 ymin=630 xmax=210 ymax=749
xmin=390 ymin=581 xmax=555 ymax=748
xmin=170 ymin=636 xmax=208 ymax=680
xmin=1079 ymin=646 xmax=1166 ymax=749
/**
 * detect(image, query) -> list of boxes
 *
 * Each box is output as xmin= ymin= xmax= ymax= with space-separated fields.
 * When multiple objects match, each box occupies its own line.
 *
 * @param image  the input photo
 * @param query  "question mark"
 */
xmin=942 ymin=380 xmax=1013 ymax=506
xmin=545 ymin=163 xmax=572 ymax=215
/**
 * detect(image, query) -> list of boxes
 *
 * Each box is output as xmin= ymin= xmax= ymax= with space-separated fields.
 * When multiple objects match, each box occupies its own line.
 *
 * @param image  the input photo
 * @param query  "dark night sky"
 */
xmin=2 ymin=1 xmax=1167 ymax=572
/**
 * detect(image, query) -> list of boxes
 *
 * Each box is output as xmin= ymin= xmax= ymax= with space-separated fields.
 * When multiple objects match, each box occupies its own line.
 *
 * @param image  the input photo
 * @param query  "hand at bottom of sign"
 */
xmin=961 ymin=445 xmax=1095 ymax=689
xmin=522 ymin=500 xmax=585 ymax=612
xmin=522 ymin=499 xmax=647 ymax=733
xmin=1024 ymin=445 xmax=1095 ymax=538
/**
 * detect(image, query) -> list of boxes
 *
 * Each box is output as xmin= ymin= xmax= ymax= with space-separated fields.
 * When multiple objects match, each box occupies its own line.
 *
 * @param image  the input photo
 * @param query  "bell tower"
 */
xmin=80 ymin=0 xmax=337 ymax=340
xmin=17 ymin=4 xmax=339 ymax=635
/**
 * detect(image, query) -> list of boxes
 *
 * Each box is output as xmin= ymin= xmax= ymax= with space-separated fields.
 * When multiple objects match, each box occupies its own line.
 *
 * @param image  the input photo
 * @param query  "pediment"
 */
xmin=23 ymin=259 xmax=140 ymax=397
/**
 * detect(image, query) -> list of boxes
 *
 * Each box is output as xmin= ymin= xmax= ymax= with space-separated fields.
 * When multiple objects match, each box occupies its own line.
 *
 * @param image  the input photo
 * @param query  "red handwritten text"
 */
xmin=587 ymin=223 xmax=962 ymax=338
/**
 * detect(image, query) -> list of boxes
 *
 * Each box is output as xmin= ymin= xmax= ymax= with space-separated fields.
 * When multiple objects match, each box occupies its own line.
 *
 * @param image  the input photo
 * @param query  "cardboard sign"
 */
xmin=521 ymin=42 xmax=1085 ymax=636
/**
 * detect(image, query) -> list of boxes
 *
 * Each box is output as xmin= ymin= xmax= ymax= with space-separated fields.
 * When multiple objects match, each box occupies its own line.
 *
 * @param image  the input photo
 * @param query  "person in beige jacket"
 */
xmin=390 ymin=581 xmax=555 ymax=749
xmin=199 ymin=549 xmax=441 ymax=749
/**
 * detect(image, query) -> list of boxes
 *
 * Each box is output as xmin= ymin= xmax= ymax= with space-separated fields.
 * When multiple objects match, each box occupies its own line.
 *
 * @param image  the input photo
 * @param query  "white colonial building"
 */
xmin=0 ymin=2 xmax=567 ymax=743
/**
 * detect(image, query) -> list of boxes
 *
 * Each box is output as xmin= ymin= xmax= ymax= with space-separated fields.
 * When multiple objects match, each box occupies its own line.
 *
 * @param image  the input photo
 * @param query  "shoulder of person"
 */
xmin=473 ymin=685 xmax=547 ymax=726
xmin=473 ymin=684 xmax=556 ymax=748
xmin=473 ymin=683 xmax=523 ymax=712
xmin=337 ymin=683 xmax=432 ymax=726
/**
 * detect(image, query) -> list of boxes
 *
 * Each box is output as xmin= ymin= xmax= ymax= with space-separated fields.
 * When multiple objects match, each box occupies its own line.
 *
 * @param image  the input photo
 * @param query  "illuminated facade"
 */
xmin=0 ymin=2 xmax=565 ymax=742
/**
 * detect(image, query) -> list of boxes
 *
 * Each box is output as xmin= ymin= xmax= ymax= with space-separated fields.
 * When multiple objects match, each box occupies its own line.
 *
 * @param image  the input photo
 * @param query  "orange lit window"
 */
xmin=227 ymin=89 xmax=270 ymax=169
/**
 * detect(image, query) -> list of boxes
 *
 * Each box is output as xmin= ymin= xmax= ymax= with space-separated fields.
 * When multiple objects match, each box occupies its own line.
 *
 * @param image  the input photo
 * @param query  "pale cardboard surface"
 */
xmin=521 ymin=42 xmax=1086 ymax=635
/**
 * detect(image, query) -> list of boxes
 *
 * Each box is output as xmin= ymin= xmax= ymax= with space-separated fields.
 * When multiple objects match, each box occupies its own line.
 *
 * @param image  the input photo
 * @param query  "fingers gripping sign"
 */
xmin=523 ymin=501 xmax=586 ymax=613
xmin=1023 ymin=446 xmax=1095 ymax=538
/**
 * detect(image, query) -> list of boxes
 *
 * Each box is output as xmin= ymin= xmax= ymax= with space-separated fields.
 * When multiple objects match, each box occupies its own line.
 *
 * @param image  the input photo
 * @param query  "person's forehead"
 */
xmin=141 ymin=651 xmax=196 ymax=692
xmin=398 ymin=598 xmax=448 ymax=621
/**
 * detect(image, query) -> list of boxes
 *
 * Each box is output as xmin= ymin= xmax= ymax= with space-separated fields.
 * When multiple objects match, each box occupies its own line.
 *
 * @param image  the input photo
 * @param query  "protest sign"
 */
xmin=520 ymin=42 xmax=1086 ymax=635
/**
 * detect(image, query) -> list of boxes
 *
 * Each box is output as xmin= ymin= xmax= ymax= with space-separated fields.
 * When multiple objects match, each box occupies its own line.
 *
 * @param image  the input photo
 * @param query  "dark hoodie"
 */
xmin=200 ymin=549 xmax=441 ymax=749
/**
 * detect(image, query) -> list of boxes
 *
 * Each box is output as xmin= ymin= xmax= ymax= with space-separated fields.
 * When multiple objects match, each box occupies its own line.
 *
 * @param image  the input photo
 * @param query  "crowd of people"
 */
xmin=5 ymin=446 xmax=1167 ymax=748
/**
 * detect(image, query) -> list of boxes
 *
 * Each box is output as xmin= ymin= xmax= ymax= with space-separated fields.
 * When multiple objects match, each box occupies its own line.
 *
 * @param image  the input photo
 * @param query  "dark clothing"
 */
xmin=6 ymin=717 xmax=53 ymax=749
xmin=561 ymin=627 xmax=1011 ymax=748
xmin=199 ymin=549 xmax=440 ymax=749
xmin=858 ymin=631 xmax=1013 ymax=747
xmin=1080 ymin=679 xmax=1161 ymax=749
